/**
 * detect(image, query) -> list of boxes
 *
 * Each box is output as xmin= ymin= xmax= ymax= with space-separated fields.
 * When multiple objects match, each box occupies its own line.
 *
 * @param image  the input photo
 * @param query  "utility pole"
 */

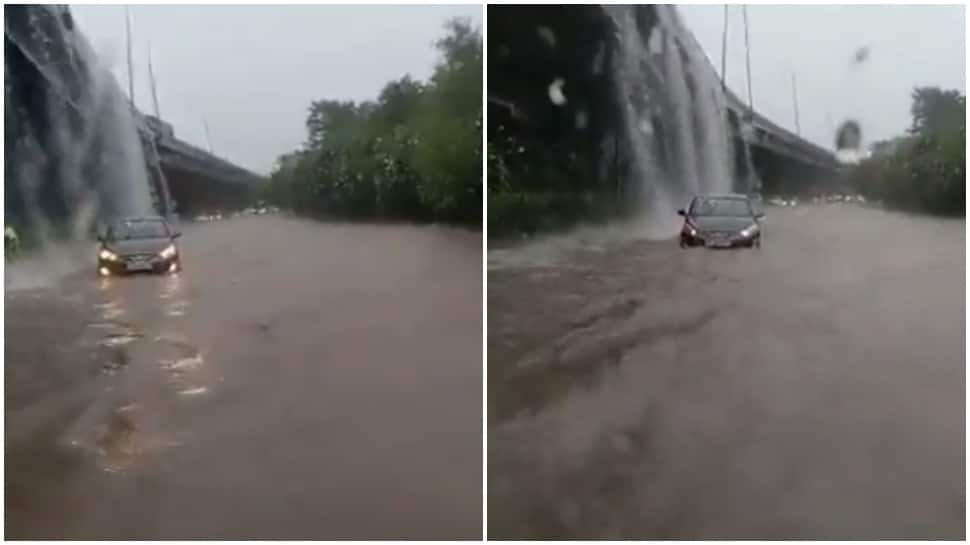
xmin=124 ymin=6 xmax=135 ymax=105
xmin=791 ymin=70 xmax=801 ymax=135
xmin=720 ymin=4 xmax=729 ymax=89
xmin=148 ymin=42 xmax=161 ymax=118
xmin=203 ymin=118 xmax=214 ymax=154
xmin=743 ymin=5 xmax=753 ymax=110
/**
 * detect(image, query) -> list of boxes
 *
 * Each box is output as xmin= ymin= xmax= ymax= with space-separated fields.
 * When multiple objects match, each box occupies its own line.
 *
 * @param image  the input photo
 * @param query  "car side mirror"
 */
xmin=172 ymin=232 xmax=182 ymax=239
xmin=676 ymin=209 xmax=685 ymax=216
xmin=756 ymin=213 xmax=765 ymax=220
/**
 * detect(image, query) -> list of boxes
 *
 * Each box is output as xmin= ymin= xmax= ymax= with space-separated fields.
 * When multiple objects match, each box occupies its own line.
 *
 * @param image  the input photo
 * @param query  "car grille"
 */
xmin=123 ymin=253 xmax=156 ymax=262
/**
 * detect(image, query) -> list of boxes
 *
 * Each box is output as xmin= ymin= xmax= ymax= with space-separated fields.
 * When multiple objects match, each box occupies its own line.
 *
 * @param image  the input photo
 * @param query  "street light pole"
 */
xmin=203 ymin=118 xmax=214 ymax=155
xmin=720 ymin=4 xmax=729 ymax=89
xmin=124 ymin=6 xmax=135 ymax=106
xmin=743 ymin=5 xmax=753 ymax=110
xmin=791 ymin=70 xmax=801 ymax=135
xmin=148 ymin=42 xmax=161 ymax=118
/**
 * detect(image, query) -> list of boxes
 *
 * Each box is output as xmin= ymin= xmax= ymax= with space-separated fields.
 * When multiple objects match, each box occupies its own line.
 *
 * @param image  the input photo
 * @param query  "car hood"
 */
xmin=690 ymin=216 xmax=756 ymax=233
xmin=106 ymin=238 xmax=172 ymax=255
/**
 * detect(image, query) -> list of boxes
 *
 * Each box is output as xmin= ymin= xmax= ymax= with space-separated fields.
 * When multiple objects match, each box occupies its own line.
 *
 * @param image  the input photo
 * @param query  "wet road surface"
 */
xmin=6 ymin=215 xmax=482 ymax=539
xmin=488 ymin=204 xmax=964 ymax=539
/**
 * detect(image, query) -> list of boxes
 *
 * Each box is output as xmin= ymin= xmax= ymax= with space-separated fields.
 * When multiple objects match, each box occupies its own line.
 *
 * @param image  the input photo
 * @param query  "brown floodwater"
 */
xmin=6 ymin=215 xmax=482 ymax=539
xmin=488 ymin=204 xmax=964 ymax=539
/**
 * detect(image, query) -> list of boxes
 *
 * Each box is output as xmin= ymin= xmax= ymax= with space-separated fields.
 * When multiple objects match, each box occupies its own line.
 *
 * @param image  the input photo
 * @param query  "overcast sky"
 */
xmin=678 ymin=4 xmax=965 ymax=150
xmin=71 ymin=5 xmax=961 ymax=172
xmin=72 ymin=4 xmax=483 ymax=174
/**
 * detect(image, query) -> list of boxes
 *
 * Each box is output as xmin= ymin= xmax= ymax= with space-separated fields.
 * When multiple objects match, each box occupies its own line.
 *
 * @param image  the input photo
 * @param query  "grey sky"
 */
xmin=72 ymin=4 xmax=483 ymax=174
xmin=678 ymin=4 xmax=965 ymax=151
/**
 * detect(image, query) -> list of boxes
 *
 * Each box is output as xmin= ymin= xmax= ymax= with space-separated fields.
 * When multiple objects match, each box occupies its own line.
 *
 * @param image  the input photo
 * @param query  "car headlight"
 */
xmin=159 ymin=244 xmax=177 ymax=259
xmin=99 ymin=248 xmax=118 ymax=261
xmin=740 ymin=224 xmax=760 ymax=238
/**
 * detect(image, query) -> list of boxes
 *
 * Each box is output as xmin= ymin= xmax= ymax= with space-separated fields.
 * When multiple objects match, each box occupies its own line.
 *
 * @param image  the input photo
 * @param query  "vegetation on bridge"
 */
xmin=263 ymin=19 xmax=482 ymax=226
xmin=854 ymin=87 xmax=965 ymax=216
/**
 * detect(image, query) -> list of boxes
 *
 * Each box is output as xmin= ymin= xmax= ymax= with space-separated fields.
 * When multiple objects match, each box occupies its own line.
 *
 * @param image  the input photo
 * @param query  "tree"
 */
xmin=305 ymin=100 xmax=364 ymax=150
xmin=264 ymin=18 xmax=482 ymax=226
xmin=910 ymin=86 xmax=965 ymax=137
xmin=376 ymin=76 xmax=424 ymax=128
xmin=854 ymin=86 xmax=965 ymax=216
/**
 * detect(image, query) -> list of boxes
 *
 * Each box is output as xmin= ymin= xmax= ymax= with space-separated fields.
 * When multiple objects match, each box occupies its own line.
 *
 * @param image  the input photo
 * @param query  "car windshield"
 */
xmin=108 ymin=220 xmax=169 ymax=240
xmin=690 ymin=198 xmax=752 ymax=217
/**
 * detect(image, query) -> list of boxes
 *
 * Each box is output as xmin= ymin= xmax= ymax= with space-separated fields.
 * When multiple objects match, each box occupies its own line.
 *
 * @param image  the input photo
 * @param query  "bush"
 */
xmin=488 ymin=191 xmax=616 ymax=238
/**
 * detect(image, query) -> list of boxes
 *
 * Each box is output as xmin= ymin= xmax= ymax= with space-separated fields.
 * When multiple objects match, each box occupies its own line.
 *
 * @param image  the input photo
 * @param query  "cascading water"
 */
xmin=604 ymin=5 xmax=742 ymax=237
xmin=678 ymin=28 xmax=735 ymax=192
xmin=5 ymin=5 xmax=155 ymax=288
xmin=606 ymin=6 xmax=677 ymax=235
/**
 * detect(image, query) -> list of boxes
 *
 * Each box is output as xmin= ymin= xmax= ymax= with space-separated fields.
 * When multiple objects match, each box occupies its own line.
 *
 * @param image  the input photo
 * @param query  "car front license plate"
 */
xmin=126 ymin=261 xmax=152 ymax=271
xmin=708 ymin=240 xmax=731 ymax=248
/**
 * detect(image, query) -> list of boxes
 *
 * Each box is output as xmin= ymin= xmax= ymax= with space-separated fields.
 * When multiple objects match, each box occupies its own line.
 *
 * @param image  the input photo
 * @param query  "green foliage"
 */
xmin=5 ymin=227 xmax=20 ymax=262
xmin=910 ymin=86 xmax=966 ymax=137
xmin=266 ymin=18 xmax=482 ymax=226
xmin=854 ymin=87 xmax=965 ymax=216
xmin=488 ymin=191 xmax=616 ymax=238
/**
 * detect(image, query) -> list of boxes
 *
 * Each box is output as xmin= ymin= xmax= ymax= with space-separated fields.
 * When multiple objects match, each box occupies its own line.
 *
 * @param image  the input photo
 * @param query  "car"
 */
xmin=97 ymin=216 xmax=182 ymax=276
xmin=678 ymin=193 xmax=765 ymax=249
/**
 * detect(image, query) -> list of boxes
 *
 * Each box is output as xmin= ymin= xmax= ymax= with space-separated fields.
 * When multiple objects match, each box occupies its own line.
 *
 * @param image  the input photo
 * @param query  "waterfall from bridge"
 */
xmin=6 ymin=6 xmax=153 ymax=243
xmin=606 ymin=5 xmax=737 ymax=236
xmin=5 ymin=5 xmax=153 ymax=288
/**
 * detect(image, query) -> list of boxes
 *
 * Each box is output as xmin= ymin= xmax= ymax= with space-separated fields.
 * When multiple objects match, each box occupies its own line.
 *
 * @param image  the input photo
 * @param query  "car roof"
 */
xmin=693 ymin=193 xmax=749 ymax=200
xmin=116 ymin=216 xmax=168 ymax=223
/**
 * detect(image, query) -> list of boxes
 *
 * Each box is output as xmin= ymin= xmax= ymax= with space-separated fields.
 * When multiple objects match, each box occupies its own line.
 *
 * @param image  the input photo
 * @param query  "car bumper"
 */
xmin=681 ymin=233 xmax=759 ymax=248
xmin=99 ymin=255 xmax=180 ymax=275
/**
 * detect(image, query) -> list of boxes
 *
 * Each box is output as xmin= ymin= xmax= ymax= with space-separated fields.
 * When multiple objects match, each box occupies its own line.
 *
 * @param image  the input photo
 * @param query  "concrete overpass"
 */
xmin=665 ymin=7 xmax=845 ymax=195
xmin=136 ymin=113 xmax=265 ymax=217
xmin=4 ymin=4 xmax=264 ymax=241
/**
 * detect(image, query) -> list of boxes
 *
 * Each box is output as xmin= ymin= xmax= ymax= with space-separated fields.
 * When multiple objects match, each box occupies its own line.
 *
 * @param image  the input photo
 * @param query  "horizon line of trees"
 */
xmin=263 ymin=18 xmax=482 ymax=226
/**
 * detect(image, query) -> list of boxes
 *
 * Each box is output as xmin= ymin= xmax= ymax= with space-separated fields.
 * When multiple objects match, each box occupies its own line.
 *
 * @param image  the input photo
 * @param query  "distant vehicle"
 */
xmin=678 ymin=193 xmax=764 ymax=249
xmin=97 ymin=216 xmax=182 ymax=276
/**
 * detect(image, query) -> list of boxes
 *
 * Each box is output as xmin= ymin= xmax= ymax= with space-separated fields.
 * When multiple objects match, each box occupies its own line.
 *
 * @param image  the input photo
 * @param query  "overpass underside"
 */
xmin=163 ymin=163 xmax=258 ymax=216
xmin=749 ymin=145 xmax=850 ymax=197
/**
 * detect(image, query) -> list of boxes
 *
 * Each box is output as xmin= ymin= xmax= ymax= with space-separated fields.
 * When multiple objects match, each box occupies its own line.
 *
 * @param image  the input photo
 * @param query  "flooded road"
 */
xmin=488 ymin=204 xmax=964 ymax=539
xmin=6 ymin=215 xmax=482 ymax=539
